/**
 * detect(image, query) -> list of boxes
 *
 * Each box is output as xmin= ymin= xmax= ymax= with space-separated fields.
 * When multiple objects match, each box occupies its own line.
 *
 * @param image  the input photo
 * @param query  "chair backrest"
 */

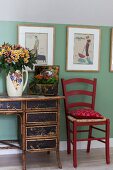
xmin=61 ymin=78 xmax=97 ymax=115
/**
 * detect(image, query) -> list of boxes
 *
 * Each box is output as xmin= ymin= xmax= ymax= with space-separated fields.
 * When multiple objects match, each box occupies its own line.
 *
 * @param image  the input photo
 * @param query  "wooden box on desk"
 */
xmin=29 ymin=83 xmax=58 ymax=96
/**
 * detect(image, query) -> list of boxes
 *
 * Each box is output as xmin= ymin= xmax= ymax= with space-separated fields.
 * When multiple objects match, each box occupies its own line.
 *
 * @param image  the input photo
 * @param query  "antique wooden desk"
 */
xmin=0 ymin=95 xmax=64 ymax=170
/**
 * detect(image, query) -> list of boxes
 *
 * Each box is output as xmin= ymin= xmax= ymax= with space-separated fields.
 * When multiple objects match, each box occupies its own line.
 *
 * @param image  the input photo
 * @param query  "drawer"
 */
xmin=26 ymin=112 xmax=57 ymax=124
xmin=0 ymin=101 xmax=22 ymax=110
xmin=26 ymin=125 xmax=57 ymax=138
xmin=26 ymin=138 xmax=57 ymax=151
xmin=26 ymin=100 xmax=57 ymax=109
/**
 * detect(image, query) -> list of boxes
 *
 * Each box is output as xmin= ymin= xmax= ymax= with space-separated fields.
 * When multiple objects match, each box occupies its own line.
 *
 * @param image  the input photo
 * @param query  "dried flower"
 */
xmin=30 ymin=66 xmax=59 ymax=84
xmin=0 ymin=43 xmax=37 ymax=74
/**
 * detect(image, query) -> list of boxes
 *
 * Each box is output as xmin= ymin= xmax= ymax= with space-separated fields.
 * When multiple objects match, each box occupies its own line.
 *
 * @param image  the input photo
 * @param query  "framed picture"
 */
xmin=66 ymin=26 xmax=101 ymax=71
xmin=29 ymin=65 xmax=60 ymax=96
xmin=110 ymin=28 xmax=113 ymax=72
xmin=18 ymin=25 xmax=54 ymax=71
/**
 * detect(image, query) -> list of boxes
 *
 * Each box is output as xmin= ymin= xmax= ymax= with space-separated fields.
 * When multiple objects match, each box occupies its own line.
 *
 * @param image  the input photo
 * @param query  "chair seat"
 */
xmin=69 ymin=108 xmax=104 ymax=119
xmin=68 ymin=115 xmax=106 ymax=122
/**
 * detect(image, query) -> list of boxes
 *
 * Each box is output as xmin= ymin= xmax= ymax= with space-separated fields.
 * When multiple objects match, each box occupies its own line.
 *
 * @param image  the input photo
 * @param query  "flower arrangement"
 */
xmin=0 ymin=43 xmax=36 ymax=74
xmin=31 ymin=66 xmax=59 ymax=84
xmin=29 ymin=66 xmax=59 ymax=95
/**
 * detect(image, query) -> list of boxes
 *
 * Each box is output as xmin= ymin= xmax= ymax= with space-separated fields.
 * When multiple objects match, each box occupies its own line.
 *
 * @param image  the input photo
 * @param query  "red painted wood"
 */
xmin=61 ymin=77 xmax=110 ymax=168
xmin=66 ymin=90 xmax=93 ymax=96
xmin=67 ymin=118 xmax=71 ymax=154
xmin=68 ymin=102 xmax=92 ymax=109
xmin=106 ymin=119 xmax=110 ymax=164
xmin=73 ymin=121 xmax=77 ymax=168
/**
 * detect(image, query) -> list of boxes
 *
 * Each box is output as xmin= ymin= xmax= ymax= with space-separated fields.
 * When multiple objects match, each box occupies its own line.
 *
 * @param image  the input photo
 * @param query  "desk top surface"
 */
xmin=0 ymin=95 xmax=64 ymax=102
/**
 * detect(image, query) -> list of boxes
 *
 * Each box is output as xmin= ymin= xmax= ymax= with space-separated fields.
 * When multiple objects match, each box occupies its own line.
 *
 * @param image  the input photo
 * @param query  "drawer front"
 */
xmin=26 ymin=112 xmax=57 ymax=124
xmin=26 ymin=139 xmax=56 ymax=151
xmin=26 ymin=125 xmax=57 ymax=138
xmin=26 ymin=100 xmax=57 ymax=109
xmin=0 ymin=101 xmax=22 ymax=110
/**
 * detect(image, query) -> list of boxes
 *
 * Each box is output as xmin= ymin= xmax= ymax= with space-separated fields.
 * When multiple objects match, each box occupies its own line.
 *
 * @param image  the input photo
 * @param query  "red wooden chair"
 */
xmin=61 ymin=77 xmax=110 ymax=168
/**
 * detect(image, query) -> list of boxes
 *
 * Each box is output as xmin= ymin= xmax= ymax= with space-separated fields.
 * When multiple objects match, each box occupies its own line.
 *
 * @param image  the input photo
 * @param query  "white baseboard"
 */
xmin=0 ymin=143 xmax=22 ymax=155
xmin=60 ymin=138 xmax=113 ymax=150
xmin=0 ymin=139 xmax=113 ymax=155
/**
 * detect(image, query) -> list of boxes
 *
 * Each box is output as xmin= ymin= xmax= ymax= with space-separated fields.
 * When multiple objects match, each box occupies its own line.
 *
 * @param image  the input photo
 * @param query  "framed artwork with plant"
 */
xmin=29 ymin=65 xmax=59 ymax=96
xmin=18 ymin=25 xmax=55 ymax=71
xmin=66 ymin=26 xmax=101 ymax=71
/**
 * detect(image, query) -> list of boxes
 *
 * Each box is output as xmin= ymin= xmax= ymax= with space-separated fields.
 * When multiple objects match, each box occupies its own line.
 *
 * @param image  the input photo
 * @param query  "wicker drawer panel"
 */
xmin=26 ymin=125 xmax=57 ymax=138
xmin=0 ymin=101 xmax=21 ymax=110
xmin=26 ymin=112 xmax=57 ymax=124
xmin=26 ymin=100 xmax=57 ymax=109
xmin=26 ymin=139 xmax=56 ymax=151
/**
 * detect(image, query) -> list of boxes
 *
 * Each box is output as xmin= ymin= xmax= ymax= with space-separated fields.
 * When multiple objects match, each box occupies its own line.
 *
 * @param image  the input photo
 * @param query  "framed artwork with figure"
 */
xmin=18 ymin=25 xmax=54 ymax=71
xmin=110 ymin=28 xmax=113 ymax=71
xmin=66 ymin=26 xmax=101 ymax=71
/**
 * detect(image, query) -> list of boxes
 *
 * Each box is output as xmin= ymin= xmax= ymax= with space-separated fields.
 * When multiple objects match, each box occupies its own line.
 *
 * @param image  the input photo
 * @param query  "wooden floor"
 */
xmin=0 ymin=148 xmax=113 ymax=170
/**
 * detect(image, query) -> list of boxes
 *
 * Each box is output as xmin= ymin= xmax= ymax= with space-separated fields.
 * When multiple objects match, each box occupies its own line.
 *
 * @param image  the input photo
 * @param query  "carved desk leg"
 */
xmin=56 ymin=100 xmax=62 ymax=169
xmin=22 ymin=150 xmax=26 ymax=170
xmin=56 ymin=147 xmax=62 ymax=169
xmin=22 ymin=102 xmax=26 ymax=170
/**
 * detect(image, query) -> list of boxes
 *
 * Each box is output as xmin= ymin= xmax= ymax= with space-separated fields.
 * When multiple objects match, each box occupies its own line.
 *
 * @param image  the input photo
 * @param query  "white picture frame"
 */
xmin=18 ymin=25 xmax=54 ymax=71
xmin=66 ymin=26 xmax=101 ymax=72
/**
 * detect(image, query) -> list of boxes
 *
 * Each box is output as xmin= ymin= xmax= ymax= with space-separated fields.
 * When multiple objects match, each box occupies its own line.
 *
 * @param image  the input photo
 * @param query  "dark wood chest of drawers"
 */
xmin=0 ymin=95 xmax=64 ymax=170
xmin=25 ymin=99 xmax=59 ymax=153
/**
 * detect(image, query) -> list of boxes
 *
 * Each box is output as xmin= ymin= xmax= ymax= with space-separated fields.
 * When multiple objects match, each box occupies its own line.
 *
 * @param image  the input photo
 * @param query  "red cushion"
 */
xmin=69 ymin=109 xmax=104 ymax=119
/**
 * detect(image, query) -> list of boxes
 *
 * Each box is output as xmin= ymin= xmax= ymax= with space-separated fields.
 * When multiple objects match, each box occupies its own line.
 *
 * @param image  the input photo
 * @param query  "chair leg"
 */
xmin=87 ymin=125 xmax=92 ymax=153
xmin=105 ymin=119 xmax=110 ymax=164
xmin=73 ymin=121 xmax=77 ymax=168
xmin=67 ymin=118 xmax=71 ymax=154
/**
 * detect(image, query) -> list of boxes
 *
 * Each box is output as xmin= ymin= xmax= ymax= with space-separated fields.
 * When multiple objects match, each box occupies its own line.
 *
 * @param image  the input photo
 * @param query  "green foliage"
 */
xmin=30 ymin=66 xmax=59 ymax=85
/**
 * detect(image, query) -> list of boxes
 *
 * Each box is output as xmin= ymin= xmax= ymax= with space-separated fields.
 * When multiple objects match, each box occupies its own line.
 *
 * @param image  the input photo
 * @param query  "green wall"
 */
xmin=0 ymin=21 xmax=113 ymax=141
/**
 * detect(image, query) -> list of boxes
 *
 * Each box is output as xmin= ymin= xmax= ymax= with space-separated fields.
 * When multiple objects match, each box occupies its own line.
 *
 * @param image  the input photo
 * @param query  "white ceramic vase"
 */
xmin=6 ymin=70 xmax=28 ymax=97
